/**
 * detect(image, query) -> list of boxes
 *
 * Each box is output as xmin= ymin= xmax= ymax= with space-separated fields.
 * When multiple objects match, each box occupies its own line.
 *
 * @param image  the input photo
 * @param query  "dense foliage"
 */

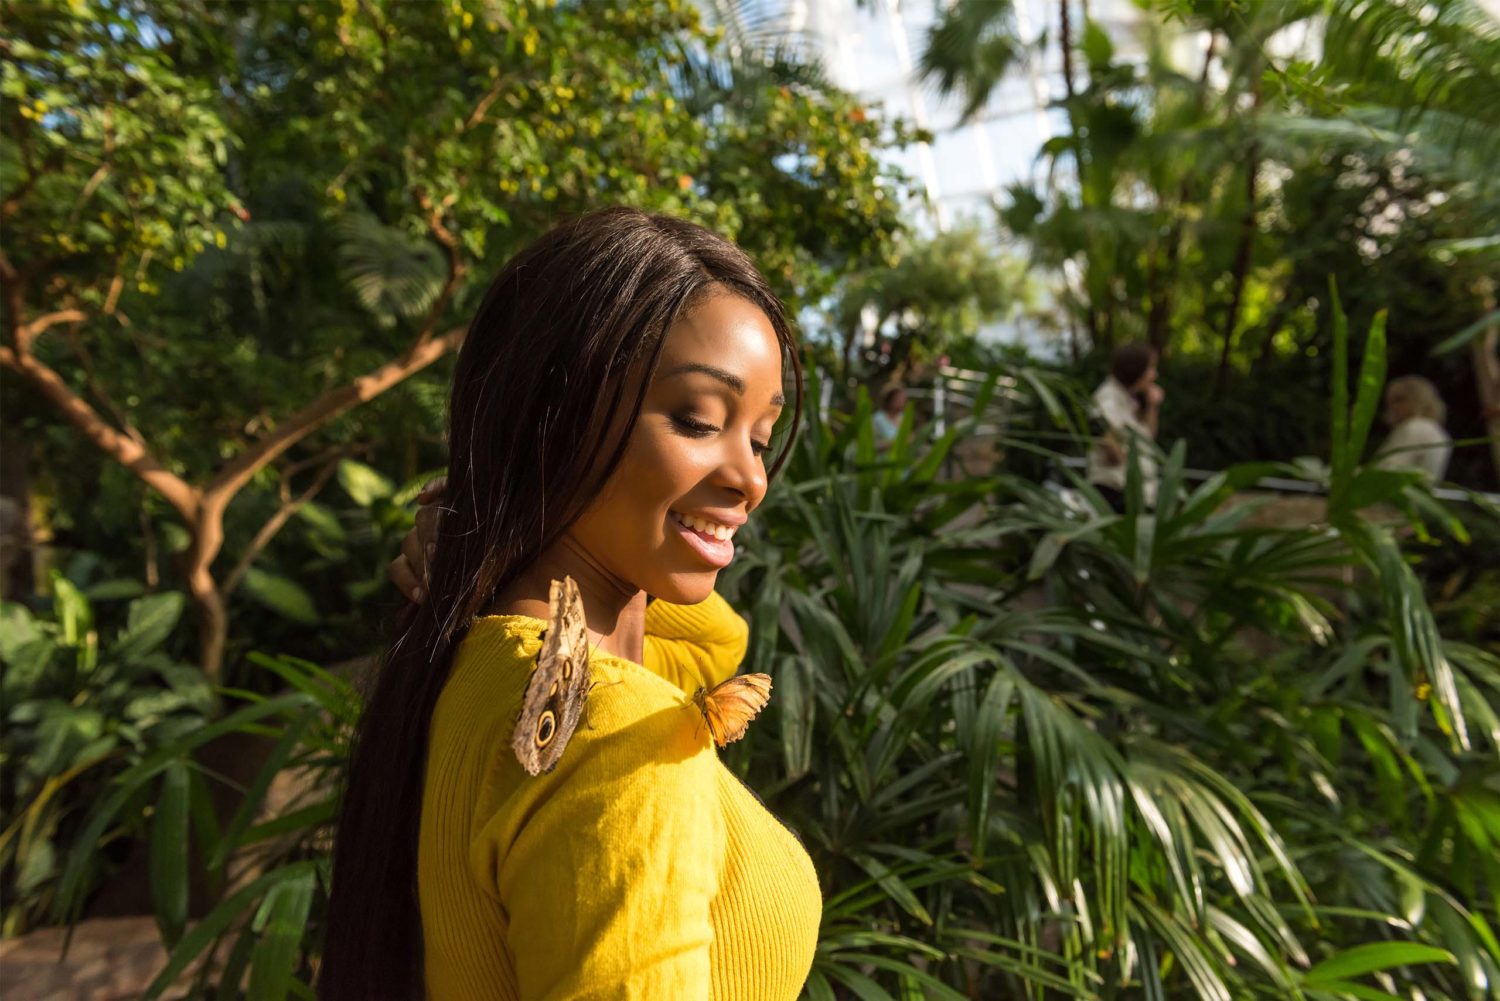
xmin=914 ymin=0 xmax=1499 ymax=491
xmin=1 ymin=0 xmax=918 ymax=676
xmin=13 ymin=302 xmax=1495 ymax=998
xmin=3 ymin=1 xmax=1497 ymax=999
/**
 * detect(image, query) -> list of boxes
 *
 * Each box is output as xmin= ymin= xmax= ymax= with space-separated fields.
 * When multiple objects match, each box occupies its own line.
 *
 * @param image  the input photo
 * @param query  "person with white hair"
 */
xmin=1374 ymin=375 xmax=1452 ymax=481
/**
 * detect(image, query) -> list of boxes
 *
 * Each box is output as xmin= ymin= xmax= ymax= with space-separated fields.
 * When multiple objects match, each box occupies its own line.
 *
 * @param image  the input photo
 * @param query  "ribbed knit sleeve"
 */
xmin=643 ymin=590 xmax=749 ymax=694
xmin=472 ymin=670 xmax=726 ymax=1001
xmin=422 ymin=615 xmax=820 ymax=1000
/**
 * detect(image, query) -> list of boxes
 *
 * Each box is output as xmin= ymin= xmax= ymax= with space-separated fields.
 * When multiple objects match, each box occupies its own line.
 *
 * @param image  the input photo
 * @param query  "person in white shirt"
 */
xmin=1375 ymin=375 xmax=1452 ymax=481
xmin=873 ymin=384 xmax=906 ymax=449
xmin=1086 ymin=343 xmax=1163 ymax=510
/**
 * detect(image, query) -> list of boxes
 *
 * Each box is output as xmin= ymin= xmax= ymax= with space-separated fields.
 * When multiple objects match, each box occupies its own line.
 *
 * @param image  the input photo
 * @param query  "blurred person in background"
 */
xmin=1375 ymin=375 xmax=1452 ymax=481
xmin=873 ymin=383 xmax=907 ymax=449
xmin=1087 ymin=343 xmax=1164 ymax=511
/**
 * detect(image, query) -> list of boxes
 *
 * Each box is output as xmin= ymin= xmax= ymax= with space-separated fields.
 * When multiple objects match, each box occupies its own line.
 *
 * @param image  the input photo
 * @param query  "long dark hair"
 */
xmin=318 ymin=208 xmax=803 ymax=999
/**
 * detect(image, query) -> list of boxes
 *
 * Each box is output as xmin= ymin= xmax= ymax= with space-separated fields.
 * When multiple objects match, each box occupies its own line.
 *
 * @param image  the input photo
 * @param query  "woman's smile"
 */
xmin=668 ymin=508 xmax=745 ymax=567
xmin=568 ymin=291 xmax=786 ymax=604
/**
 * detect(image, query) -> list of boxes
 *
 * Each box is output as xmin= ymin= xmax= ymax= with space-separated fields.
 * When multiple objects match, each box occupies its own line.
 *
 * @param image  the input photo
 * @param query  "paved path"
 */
xmin=0 ymin=916 xmax=186 ymax=1000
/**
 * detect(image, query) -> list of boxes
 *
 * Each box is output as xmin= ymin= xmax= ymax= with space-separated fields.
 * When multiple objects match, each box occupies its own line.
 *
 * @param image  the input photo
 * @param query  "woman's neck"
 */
xmin=491 ymin=534 xmax=648 ymax=663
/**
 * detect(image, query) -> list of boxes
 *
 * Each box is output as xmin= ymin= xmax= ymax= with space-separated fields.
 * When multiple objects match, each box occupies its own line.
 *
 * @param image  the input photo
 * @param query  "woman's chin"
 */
xmin=649 ymin=569 xmax=721 ymax=606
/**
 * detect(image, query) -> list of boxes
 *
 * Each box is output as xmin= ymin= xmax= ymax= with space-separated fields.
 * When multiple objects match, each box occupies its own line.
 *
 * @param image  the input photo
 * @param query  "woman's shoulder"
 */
xmin=1402 ymin=416 xmax=1451 ymax=441
xmin=436 ymin=615 xmax=702 ymax=743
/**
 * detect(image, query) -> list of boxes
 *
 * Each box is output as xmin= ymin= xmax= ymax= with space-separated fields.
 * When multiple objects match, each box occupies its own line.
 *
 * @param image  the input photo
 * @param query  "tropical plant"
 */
xmin=45 ymin=294 xmax=1497 ymax=998
xmin=909 ymin=0 xmax=1497 ymax=489
xmin=828 ymin=225 xmax=1030 ymax=382
xmin=1 ymin=0 xmax=916 ymax=677
xmin=710 ymin=295 xmax=1497 ymax=997
xmin=48 ymin=653 xmax=353 ymax=998
xmin=1 ymin=576 xmax=212 ymax=936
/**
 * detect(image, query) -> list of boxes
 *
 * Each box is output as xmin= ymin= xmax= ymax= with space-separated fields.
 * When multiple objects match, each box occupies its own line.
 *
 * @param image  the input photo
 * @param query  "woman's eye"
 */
xmin=671 ymin=414 xmax=719 ymax=437
xmin=750 ymin=439 xmax=772 ymax=458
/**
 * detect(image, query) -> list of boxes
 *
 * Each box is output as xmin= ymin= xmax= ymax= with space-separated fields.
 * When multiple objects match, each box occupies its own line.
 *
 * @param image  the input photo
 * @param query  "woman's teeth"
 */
xmin=673 ymin=511 xmax=737 ymax=541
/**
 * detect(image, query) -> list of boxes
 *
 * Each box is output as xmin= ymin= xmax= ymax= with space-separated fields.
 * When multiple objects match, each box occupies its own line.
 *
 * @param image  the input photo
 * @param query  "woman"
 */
xmin=1086 ymin=342 xmax=1164 ymax=511
xmin=871 ymin=383 xmax=906 ymax=449
xmin=320 ymin=209 xmax=821 ymax=1000
xmin=1375 ymin=374 xmax=1452 ymax=481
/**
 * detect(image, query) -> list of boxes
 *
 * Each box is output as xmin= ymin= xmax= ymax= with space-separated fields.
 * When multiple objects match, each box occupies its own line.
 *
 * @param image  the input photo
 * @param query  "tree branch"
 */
xmin=222 ymin=452 xmax=345 ymax=596
xmin=61 ymin=318 xmax=148 ymax=447
xmin=412 ymin=195 xmax=467 ymax=345
xmin=206 ymin=324 xmax=467 ymax=504
xmin=0 ymin=344 xmax=201 ymax=521
xmin=461 ymin=64 xmax=518 ymax=133
xmin=18 ymin=309 xmax=90 ymax=352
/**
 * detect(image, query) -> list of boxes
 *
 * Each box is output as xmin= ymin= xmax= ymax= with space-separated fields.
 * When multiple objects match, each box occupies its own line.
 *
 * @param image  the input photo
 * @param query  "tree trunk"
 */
xmin=1216 ymin=85 xmax=1263 ymax=389
xmin=1254 ymin=293 xmax=1295 ymax=368
xmin=3 ymin=311 xmax=467 ymax=677
xmin=1147 ymin=33 xmax=1216 ymax=357
xmin=1475 ymin=286 xmax=1500 ymax=483
xmin=1059 ymin=0 xmax=1077 ymax=102
xmin=1146 ymin=235 xmax=1180 ymax=352
xmin=1216 ymin=154 xmax=1258 ymax=388
xmin=841 ymin=323 xmax=860 ymax=383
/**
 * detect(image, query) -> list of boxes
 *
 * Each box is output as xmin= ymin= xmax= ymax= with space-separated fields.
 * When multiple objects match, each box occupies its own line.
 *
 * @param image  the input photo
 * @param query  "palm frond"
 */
xmin=918 ymin=0 xmax=1025 ymax=123
xmin=332 ymin=214 xmax=446 ymax=329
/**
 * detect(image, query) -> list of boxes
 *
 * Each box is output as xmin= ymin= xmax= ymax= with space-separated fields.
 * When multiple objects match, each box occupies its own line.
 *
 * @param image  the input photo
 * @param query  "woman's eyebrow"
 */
xmin=661 ymin=362 xmax=744 ymax=393
xmin=660 ymin=362 xmax=787 ymax=407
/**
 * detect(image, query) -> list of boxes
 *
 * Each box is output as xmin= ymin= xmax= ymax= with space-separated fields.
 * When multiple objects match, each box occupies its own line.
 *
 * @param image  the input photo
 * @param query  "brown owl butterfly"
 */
xmin=692 ymin=673 xmax=772 ymax=748
xmin=511 ymin=576 xmax=591 ymax=776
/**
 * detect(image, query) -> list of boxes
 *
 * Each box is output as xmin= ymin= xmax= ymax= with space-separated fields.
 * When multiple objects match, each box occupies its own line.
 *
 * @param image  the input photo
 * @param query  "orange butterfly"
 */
xmin=692 ymin=673 xmax=772 ymax=747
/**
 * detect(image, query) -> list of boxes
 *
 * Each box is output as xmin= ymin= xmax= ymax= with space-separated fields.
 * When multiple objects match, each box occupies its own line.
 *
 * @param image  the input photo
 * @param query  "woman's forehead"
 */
xmin=661 ymin=294 xmax=781 ymax=372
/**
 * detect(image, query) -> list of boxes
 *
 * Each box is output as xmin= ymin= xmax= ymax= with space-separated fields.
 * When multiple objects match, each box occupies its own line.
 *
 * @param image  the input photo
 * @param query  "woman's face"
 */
xmin=1134 ymin=358 xmax=1158 ymax=391
xmin=568 ymin=292 xmax=786 ymax=605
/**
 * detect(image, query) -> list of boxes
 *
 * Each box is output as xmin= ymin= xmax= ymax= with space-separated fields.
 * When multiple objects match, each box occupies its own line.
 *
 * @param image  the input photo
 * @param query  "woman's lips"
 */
xmin=668 ymin=511 xmax=736 ymax=568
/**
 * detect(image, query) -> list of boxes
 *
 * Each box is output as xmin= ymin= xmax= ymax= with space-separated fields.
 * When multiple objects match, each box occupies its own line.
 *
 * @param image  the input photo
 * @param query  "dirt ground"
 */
xmin=0 ymin=916 xmax=183 ymax=1001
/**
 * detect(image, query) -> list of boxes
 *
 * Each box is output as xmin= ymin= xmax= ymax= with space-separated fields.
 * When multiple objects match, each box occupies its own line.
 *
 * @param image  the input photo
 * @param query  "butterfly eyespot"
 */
xmin=535 ymin=711 xmax=557 ymax=747
xmin=511 ymin=576 xmax=592 ymax=776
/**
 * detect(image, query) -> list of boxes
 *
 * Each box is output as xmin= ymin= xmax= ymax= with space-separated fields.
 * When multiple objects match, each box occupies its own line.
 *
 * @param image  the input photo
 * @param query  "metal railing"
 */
xmin=899 ymin=366 xmax=1500 ymax=507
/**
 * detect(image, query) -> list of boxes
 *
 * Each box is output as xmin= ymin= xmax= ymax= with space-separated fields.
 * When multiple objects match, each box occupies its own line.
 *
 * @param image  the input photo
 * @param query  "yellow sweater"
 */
xmin=419 ymin=592 xmax=821 ymax=1000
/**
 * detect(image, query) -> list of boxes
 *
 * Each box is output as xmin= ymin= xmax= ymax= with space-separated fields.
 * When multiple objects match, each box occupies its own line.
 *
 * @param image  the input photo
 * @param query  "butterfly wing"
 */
xmin=511 ymin=576 xmax=592 ymax=775
xmin=698 ymin=673 xmax=772 ymax=747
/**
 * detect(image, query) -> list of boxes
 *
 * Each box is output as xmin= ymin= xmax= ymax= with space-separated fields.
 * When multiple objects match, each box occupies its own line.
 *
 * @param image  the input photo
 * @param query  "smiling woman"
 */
xmin=569 ymin=295 xmax=789 ymax=599
xmin=319 ymin=209 xmax=817 ymax=1000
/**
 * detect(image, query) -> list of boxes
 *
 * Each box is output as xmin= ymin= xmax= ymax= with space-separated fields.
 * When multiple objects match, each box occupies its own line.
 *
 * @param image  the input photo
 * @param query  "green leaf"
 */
xmin=149 ymin=761 xmax=191 ymax=948
xmin=53 ymin=694 xmax=313 ymax=923
xmin=247 ymin=865 xmax=317 ymax=1001
xmin=51 ymin=572 xmax=93 ymax=648
xmin=1328 ymin=277 xmax=1351 ymax=487
xmin=143 ymin=862 xmax=318 ymax=1000
xmin=1304 ymin=983 xmax=1403 ymax=1001
xmin=113 ymin=592 xmax=186 ymax=662
xmin=0 ymin=601 xmax=42 ymax=661
xmin=208 ymin=710 xmax=316 ymax=873
xmin=1081 ymin=19 xmax=1115 ymax=69
xmin=294 ymin=500 xmax=347 ymax=543
xmin=1432 ymin=308 xmax=1500 ymax=354
xmin=1303 ymin=942 xmax=1454 ymax=985
xmin=337 ymin=458 xmax=394 ymax=507
xmin=240 ymin=567 xmax=319 ymax=624
xmin=1 ymin=638 xmax=55 ymax=701
xmin=15 ymin=840 xmax=56 ymax=895
xmin=1347 ymin=309 xmax=1387 ymax=470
